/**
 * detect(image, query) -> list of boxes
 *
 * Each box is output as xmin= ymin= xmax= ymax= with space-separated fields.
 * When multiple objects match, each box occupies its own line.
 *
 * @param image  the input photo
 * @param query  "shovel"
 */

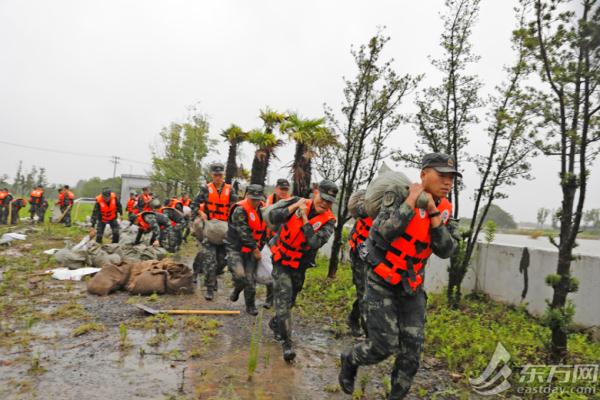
xmin=134 ymin=303 xmax=240 ymax=316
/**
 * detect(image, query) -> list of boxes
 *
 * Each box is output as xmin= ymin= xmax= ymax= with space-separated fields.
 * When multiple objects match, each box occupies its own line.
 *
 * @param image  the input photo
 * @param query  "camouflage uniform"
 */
xmin=191 ymin=182 xmax=237 ymax=294
xmin=344 ymin=192 xmax=458 ymax=400
xmin=10 ymin=199 xmax=26 ymax=225
xmin=268 ymin=196 xmax=336 ymax=354
xmin=348 ymin=244 xmax=369 ymax=335
xmin=0 ymin=192 xmax=13 ymax=225
xmin=134 ymin=212 xmax=163 ymax=245
xmin=161 ymin=207 xmax=185 ymax=252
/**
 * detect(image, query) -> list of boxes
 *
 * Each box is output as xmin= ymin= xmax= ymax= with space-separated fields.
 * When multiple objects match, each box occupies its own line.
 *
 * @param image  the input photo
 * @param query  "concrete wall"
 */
xmin=120 ymin=174 xmax=150 ymax=207
xmin=423 ymin=243 xmax=600 ymax=328
xmin=321 ymin=239 xmax=600 ymax=327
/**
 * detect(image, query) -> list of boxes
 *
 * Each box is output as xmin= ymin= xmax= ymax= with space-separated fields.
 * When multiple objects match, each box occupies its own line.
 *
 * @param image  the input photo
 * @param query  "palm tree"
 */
xmin=281 ymin=114 xmax=338 ymax=198
xmin=248 ymin=129 xmax=284 ymax=186
xmin=220 ymin=124 xmax=248 ymax=184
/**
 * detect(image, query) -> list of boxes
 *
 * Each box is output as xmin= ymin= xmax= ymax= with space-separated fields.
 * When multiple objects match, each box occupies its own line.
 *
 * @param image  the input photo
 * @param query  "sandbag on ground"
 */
xmin=54 ymin=248 xmax=89 ymax=270
xmin=87 ymin=263 xmax=132 ymax=296
xmin=203 ymin=219 xmax=228 ymax=245
xmin=163 ymin=260 xmax=194 ymax=294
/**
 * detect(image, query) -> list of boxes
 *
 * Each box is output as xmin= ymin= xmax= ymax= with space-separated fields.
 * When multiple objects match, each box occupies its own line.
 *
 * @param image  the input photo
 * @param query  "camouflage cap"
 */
xmin=209 ymin=162 xmax=225 ymax=174
xmin=246 ymin=184 xmax=265 ymax=200
xmin=318 ymin=180 xmax=338 ymax=203
xmin=275 ymin=178 xmax=290 ymax=188
xmin=421 ymin=153 xmax=462 ymax=178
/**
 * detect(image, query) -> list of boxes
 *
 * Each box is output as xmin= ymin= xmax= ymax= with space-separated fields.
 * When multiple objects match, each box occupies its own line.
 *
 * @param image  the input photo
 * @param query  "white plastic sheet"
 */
xmin=256 ymin=246 xmax=273 ymax=285
xmin=0 ymin=233 xmax=27 ymax=245
xmin=48 ymin=267 xmax=101 ymax=281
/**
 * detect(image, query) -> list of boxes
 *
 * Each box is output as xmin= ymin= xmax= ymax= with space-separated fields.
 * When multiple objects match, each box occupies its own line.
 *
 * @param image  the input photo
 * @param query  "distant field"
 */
xmin=15 ymin=200 xmax=95 ymax=223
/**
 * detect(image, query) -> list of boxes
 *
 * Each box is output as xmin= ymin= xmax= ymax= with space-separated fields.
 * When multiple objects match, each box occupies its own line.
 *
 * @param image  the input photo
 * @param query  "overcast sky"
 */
xmin=1 ymin=0 xmax=598 ymax=222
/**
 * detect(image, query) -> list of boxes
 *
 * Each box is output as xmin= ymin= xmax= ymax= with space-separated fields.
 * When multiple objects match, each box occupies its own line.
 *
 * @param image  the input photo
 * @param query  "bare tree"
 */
xmin=521 ymin=0 xmax=600 ymax=360
xmin=315 ymin=29 xmax=420 ymax=278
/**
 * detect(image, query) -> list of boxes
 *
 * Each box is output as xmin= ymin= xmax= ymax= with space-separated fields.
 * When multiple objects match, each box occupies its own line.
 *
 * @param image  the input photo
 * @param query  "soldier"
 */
xmin=10 ymin=198 xmax=27 ymax=225
xmin=339 ymin=153 xmax=460 ymax=400
xmin=138 ymin=187 xmax=153 ymax=213
xmin=126 ymin=191 xmax=139 ymax=221
xmin=262 ymin=178 xmax=292 ymax=309
xmin=90 ymin=188 xmax=122 ymax=244
xmin=160 ymin=198 xmax=186 ymax=252
xmin=0 ymin=188 xmax=13 ymax=225
xmin=29 ymin=185 xmax=45 ymax=222
xmin=134 ymin=199 xmax=169 ymax=247
xmin=268 ymin=180 xmax=338 ymax=362
xmin=180 ymin=192 xmax=191 ymax=207
xmin=57 ymin=185 xmax=75 ymax=227
xmin=226 ymin=184 xmax=266 ymax=315
xmin=347 ymin=190 xmax=373 ymax=337
xmin=180 ymin=192 xmax=192 ymax=242
xmin=191 ymin=162 xmax=237 ymax=300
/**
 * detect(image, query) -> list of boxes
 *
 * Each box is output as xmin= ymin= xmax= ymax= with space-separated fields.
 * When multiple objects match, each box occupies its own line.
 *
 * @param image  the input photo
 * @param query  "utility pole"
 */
xmin=110 ymin=156 xmax=120 ymax=179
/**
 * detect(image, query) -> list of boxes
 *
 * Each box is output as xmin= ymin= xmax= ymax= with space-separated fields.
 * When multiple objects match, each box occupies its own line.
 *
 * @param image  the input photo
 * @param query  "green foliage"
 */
xmin=478 ymin=204 xmax=518 ymax=229
xmin=151 ymin=110 xmax=216 ymax=197
xmin=72 ymin=322 xmax=105 ymax=337
xmin=73 ymin=177 xmax=122 ymax=198
xmin=542 ymin=301 xmax=575 ymax=332
xmin=483 ymin=219 xmax=497 ymax=244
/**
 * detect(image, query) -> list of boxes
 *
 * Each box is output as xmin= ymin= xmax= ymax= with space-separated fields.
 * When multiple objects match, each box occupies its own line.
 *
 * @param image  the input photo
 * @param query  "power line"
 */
xmin=110 ymin=156 xmax=120 ymax=178
xmin=0 ymin=139 xmax=151 ymax=166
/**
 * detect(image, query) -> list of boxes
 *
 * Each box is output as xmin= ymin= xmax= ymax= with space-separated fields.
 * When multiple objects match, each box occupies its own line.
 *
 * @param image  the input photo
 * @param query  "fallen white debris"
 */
xmin=48 ymin=267 xmax=101 ymax=281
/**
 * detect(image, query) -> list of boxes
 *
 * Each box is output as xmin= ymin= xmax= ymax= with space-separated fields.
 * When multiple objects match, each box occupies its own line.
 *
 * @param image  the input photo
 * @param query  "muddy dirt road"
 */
xmin=0 ymin=231 xmax=461 ymax=400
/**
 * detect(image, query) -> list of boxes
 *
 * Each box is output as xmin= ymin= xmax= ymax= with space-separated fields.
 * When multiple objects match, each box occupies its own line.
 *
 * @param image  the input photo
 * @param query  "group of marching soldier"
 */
xmin=2 ymin=151 xmax=461 ymax=400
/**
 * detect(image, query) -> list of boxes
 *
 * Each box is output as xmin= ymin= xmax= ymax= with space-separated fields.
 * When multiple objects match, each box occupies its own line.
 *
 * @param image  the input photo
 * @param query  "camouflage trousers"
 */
xmin=29 ymin=205 xmax=45 ymax=223
xmin=226 ymin=248 xmax=257 ymax=307
xmin=196 ymin=242 xmax=226 ymax=291
xmin=59 ymin=205 xmax=72 ymax=226
xmin=349 ymin=269 xmax=427 ymax=400
xmin=0 ymin=206 xmax=8 ymax=224
xmin=160 ymin=225 xmax=182 ymax=253
xmin=96 ymin=219 xmax=120 ymax=244
xmin=269 ymin=262 xmax=307 ymax=345
xmin=348 ymin=249 xmax=368 ymax=335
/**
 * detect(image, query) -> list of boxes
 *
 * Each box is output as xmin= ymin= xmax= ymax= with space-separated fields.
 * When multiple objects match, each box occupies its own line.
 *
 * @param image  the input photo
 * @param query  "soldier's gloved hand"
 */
xmin=253 ymin=248 xmax=262 ymax=261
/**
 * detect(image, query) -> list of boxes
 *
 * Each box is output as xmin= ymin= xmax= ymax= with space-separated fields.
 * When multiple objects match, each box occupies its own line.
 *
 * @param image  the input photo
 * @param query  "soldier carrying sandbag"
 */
xmin=339 ymin=153 xmax=461 ymax=400
xmin=191 ymin=162 xmax=238 ymax=300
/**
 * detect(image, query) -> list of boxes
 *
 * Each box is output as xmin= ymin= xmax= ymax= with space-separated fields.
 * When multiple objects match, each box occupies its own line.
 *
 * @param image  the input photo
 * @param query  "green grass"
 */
xmin=300 ymin=258 xmax=600 ymax=397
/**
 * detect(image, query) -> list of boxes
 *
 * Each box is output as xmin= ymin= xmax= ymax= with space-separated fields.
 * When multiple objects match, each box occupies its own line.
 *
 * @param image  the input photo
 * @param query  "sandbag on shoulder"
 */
xmin=261 ymin=198 xmax=297 ymax=232
xmin=203 ymin=219 xmax=228 ymax=245
xmin=348 ymin=189 xmax=366 ymax=219
xmin=364 ymin=165 xmax=429 ymax=219
xmin=87 ymin=263 xmax=132 ymax=296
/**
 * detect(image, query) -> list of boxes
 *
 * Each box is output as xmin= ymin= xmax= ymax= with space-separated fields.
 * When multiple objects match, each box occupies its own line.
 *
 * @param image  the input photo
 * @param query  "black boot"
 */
xmin=244 ymin=290 xmax=258 ymax=316
xmin=282 ymin=341 xmax=296 ymax=363
xmin=268 ymin=317 xmax=283 ymax=341
xmin=338 ymin=351 xmax=357 ymax=394
xmin=204 ymin=288 xmax=214 ymax=301
xmin=263 ymin=283 xmax=274 ymax=309
xmin=230 ymin=287 xmax=242 ymax=302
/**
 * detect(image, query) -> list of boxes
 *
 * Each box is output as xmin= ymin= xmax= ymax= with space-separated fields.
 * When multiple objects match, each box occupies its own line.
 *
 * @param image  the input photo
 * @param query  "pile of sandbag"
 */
xmin=54 ymin=238 xmax=167 ymax=270
xmin=364 ymin=163 xmax=429 ymax=218
xmin=87 ymin=259 xmax=193 ymax=296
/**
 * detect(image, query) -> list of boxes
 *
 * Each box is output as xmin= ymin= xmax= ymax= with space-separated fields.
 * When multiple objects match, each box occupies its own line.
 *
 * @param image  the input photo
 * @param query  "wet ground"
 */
xmin=0 ymin=234 xmax=464 ymax=400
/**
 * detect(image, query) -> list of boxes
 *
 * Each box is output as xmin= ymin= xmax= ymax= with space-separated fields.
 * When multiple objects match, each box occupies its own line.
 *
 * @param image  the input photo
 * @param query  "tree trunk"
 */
xmin=292 ymin=142 xmax=311 ymax=198
xmin=225 ymin=141 xmax=238 ymax=184
xmin=327 ymin=221 xmax=345 ymax=278
xmin=250 ymin=151 xmax=269 ymax=186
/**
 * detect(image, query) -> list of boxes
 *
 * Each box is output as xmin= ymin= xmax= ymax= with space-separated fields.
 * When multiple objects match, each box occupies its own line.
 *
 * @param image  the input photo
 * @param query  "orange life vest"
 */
xmin=137 ymin=211 xmax=155 ymax=232
xmin=270 ymin=199 xmax=336 ymax=269
xmin=127 ymin=196 xmax=139 ymax=214
xmin=141 ymin=193 xmax=153 ymax=212
xmin=205 ymin=182 xmax=231 ymax=221
xmin=348 ymin=216 xmax=373 ymax=252
xmin=180 ymin=197 xmax=191 ymax=207
xmin=370 ymin=198 xmax=452 ymax=292
xmin=231 ymin=199 xmax=266 ymax=253
xmin=0 ymin=192 xmax=7 ymax=201
xmin=58 ymin=190 xmax=74 ymax=206
xmin=168 ymin=198 xmax=183 ymax=209
xmin=30 ymin=189 xmax=44 ymax=205
xmin=96 ymin=193 xmax=118 ymax=222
